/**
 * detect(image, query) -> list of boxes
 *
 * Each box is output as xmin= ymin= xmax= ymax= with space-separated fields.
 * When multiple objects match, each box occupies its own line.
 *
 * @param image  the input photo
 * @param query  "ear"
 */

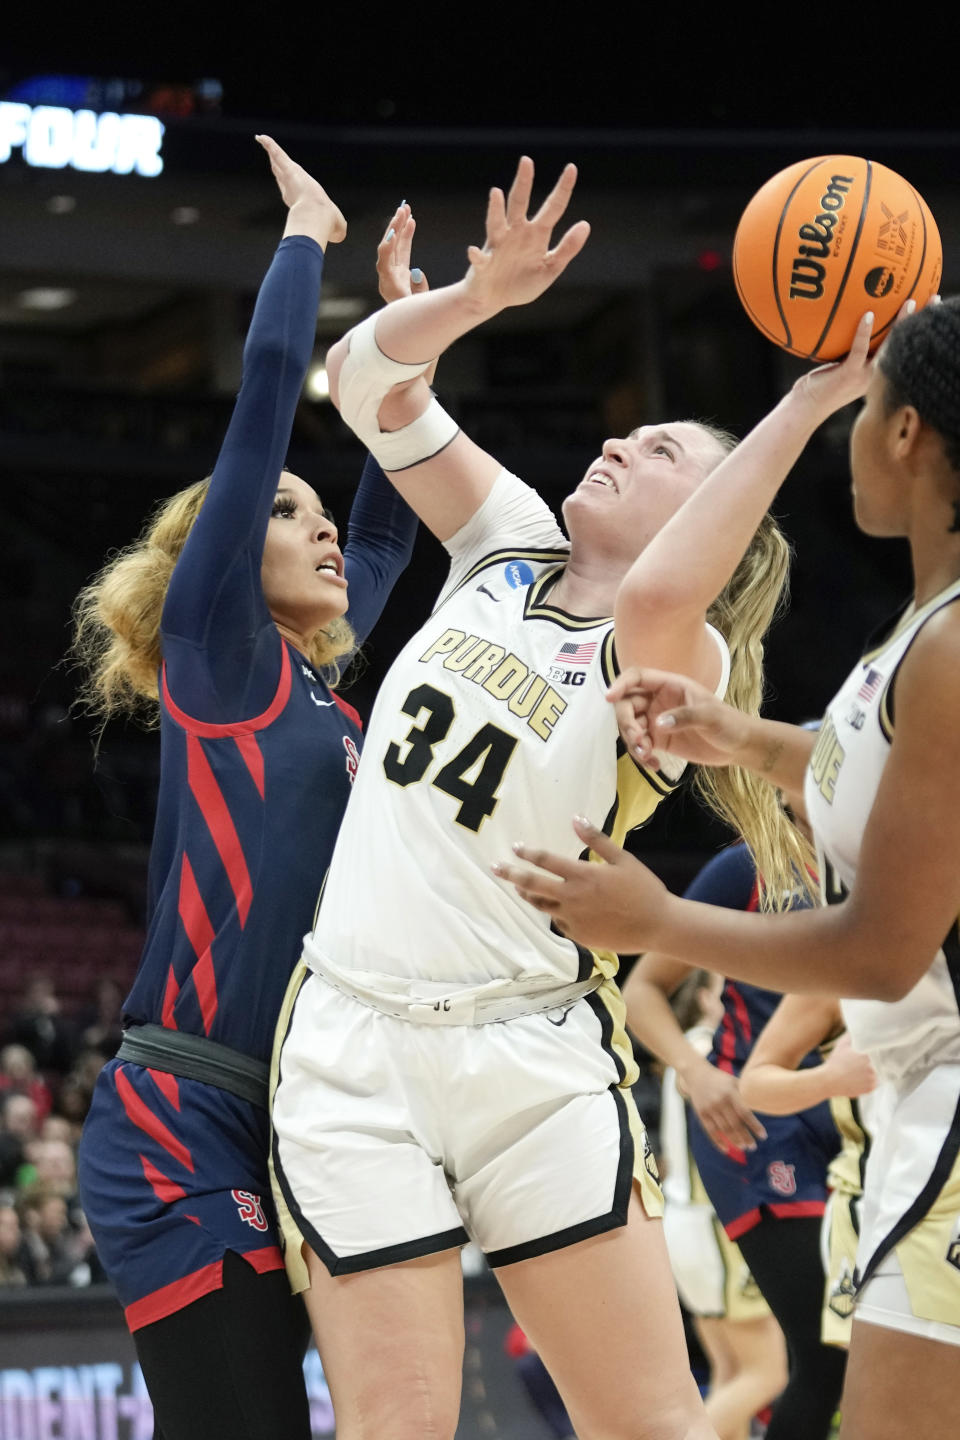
xmin=890 ymin=404 xmax=923 ymax=461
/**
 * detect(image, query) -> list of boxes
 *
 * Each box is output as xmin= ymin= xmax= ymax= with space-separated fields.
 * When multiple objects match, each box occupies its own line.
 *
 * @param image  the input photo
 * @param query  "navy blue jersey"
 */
xmin=684 ymin=844 xmax=840 ymax=1235
xmin=122 ymin=237 xmax=416 ymax=1064
xmin=79 ymin=235 xmax=416 ymax=1326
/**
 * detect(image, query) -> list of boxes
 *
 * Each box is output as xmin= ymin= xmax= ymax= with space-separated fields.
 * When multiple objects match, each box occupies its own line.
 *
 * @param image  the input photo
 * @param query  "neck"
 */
xmin=549 ymin=552 xmax=625 ymax=617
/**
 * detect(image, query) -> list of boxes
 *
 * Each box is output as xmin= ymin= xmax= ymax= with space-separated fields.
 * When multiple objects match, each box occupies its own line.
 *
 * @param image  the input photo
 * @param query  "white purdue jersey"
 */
xmin=306 ymin=470 xmax=728 ymax=993
xmin=804 ymin=578 xmax=960 ymax=1083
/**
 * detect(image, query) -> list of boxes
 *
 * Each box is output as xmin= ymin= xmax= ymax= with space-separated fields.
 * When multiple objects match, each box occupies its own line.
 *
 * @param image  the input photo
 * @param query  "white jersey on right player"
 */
xmin=804 ymin=578 xmax=960 ymax=1084
xmin=305 ymin=469 xmax=728 ymax=997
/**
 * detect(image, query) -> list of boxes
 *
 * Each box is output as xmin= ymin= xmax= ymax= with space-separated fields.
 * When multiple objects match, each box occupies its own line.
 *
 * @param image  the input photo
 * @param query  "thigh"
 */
xmin=301 ymin=1242 xmax=465 ymax=1440
xmin=497 ymin=1191 xmax=715 ymax=1440
xmin=134 ymin=1251 xmax=311 ymax=1440
xmin=838 ymin=1318 xmax=958 ymax=1440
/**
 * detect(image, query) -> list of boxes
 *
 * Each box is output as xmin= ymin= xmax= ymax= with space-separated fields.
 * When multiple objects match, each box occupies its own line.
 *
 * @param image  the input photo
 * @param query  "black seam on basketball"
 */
xmin=733 ymin=250 xmax=787 ymax=344
xmin=773 ymin=157 xmax=826 ymax=353
xmin=811 ymin=160 xmax=871 ymax=361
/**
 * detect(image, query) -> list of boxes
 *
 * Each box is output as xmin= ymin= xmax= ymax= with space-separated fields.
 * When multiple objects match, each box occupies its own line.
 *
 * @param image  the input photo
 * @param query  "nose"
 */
xmin=314 ymin=514 xmax=338 ymax=544
xmin=601 ymin=438 xmax=628 ymax=465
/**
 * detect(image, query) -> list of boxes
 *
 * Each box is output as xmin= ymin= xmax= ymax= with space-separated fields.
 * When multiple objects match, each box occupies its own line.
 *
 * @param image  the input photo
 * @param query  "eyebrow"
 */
xmin=631 ymin=428 xmax=687 ymax=453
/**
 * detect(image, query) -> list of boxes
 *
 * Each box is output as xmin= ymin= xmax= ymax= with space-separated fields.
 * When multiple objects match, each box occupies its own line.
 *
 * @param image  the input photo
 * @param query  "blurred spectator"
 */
xmin=0 ymin=1202 xmax=29 ymax=1287
xmin=76 ymin=976 xmax=125 ymax=1060
xmin=16 ymin=1183 xmax=98 ymax=1286
xmin=0 ymin=1090 xmax=40 ymax=1189
xmin=6 ymin=977 xmax=76 ymax=1076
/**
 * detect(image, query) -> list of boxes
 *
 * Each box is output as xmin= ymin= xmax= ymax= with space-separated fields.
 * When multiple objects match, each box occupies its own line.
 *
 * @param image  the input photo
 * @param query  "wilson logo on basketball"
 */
xmin=789 ymin=174 xmax=854 ymax=300
xmin=766 ymin=1161 xmax=797 ymax=1196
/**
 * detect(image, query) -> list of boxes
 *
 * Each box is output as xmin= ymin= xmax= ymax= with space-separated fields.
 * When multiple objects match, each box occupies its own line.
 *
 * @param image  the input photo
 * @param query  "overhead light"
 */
xmin=306 ymin=364 xmax=330 ymax=401
xmin=171 ymin=205 xmax=200 ymax=226
xmin=17 ymin=286 xmax=77 ymax=311
xmin=317 ymin=296 xmax=366 ymax=321
xmin=46 ymin=194 xmax=76 ymax=214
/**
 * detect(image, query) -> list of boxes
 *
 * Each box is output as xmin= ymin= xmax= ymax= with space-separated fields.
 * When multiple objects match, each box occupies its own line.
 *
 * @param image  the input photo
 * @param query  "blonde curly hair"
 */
xmin=71 ymin=478 xmax=355 ymax=731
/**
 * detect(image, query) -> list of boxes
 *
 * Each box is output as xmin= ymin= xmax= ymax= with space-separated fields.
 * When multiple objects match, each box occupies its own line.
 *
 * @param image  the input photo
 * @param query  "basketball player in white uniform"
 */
xmin=267 ymin=158 xmax=827 ymax=1440
xmin=497 ymin=296 xmax=960 ymax=1440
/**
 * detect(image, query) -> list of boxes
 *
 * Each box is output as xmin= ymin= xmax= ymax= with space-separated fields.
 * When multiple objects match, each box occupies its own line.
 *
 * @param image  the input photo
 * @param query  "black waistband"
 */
xmin=116 ymin=1024 xmax=270 ymax=1111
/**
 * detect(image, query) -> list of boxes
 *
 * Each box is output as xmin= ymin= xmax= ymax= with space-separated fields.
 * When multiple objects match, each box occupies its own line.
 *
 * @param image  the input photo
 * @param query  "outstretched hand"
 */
xmin=792 ymin=298 xmax=917 ymax=416
xmin=492 ymin=817 xmax=667 ymax=953
xmin=257 ymin=134 xmax=346 ymax=249
xmin=463 ymin=156 xmax=590 ymax=314
xmin=377 ymin=203 xmax=430 ymax=303
xmin=608 ymin=666 xmax=752 ymax=770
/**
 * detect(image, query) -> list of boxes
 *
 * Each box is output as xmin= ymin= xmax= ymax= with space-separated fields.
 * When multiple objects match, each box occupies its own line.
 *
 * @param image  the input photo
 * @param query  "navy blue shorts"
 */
xmin=689 ymin=1100 xmax=839 ymax=1239
xmin=78 ymin=1059 xmax=284 ymax=1330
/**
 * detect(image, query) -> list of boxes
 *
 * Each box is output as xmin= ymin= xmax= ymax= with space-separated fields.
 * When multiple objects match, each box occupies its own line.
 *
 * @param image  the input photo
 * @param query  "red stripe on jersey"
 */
xmin=139 ymin=1152 xmax=187 ymax=1203
xmin=148 ymin=1068 xmax=181 ymax=1111
xmin=234 ymin=733 xmax=265 ymax=799
xmin=125 ymin=1259 xmax=224 ymax=1331
xmin=725 ymin=1207 xmax=763 ymax=1240
xmin=727 ymin=982 xmax=753 ymax=1051
xmin=178 ymin=854 xmax=219 ymax=1033
xmin=161 ymin=966 xmax=180 ymax=1029
xmin=242 ymin=1245 xmax=284 ymax=1274
xmin=161 ymin=642 xmax=292 ymax=738
xmin=333 ymin=693 xmax=363 ymax=730
xmin=114 ymin=1066 xmax=194 ymax=1173
xmin=186 ymin=737 xmax=252 ymax=927
xmin=717 ymin=1004 xmax=737 ymax=1075
xmin=769 ymin=1200 xmax=826 ymax=1220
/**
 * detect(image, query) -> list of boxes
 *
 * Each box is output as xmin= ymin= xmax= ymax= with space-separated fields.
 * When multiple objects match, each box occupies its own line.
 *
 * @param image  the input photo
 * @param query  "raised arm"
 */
xmin=623 ymin=954 xmax=766 ymax=1152
xmin=162 ymin=138 xmax=345 ymax=721
xmin=324 ymin=157 xmax=589 ymax=541
xmin=611 ymin=311 xmax=883 ymax=684
xmin=739 ymin=994 xmax=876 ymax=1115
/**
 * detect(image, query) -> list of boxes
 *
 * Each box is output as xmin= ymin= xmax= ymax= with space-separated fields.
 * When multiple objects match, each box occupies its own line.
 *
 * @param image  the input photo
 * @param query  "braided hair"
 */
xmin=878 ymin=297 xmax=960 ymax=471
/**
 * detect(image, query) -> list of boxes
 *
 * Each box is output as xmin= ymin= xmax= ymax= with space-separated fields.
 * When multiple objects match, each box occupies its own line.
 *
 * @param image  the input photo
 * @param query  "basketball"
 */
xmin=733 ymin=156 xmax=942 ymax=360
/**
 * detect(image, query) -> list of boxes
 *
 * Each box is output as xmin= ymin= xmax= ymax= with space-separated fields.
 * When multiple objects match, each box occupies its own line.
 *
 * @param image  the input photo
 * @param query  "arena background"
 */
xmin=1 ymin=21 xmax=958 ymax=1437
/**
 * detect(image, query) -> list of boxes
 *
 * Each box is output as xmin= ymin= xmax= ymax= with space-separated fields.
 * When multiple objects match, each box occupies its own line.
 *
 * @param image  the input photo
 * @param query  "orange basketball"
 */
xmin=733 ymin=156 xmax=942 ymax=360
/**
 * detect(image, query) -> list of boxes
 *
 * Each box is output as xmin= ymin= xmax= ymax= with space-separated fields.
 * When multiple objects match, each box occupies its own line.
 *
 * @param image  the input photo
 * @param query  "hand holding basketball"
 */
xmin=733 ymin=155 xmax=941 ymax=360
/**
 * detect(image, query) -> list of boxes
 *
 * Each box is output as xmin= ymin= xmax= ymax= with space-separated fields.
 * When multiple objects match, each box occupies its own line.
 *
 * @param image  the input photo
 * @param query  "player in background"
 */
xmin=625 ymin=843 xmax=847 ymax=1440
xmin=71 ymin=140 xmax=418 ymax=1440
xmin=740 ymin=993 xmax=879 ymax=1353
xmin=269 ymin=156 xmax=808 ymax=1440
xmin=496 ymin=298 xmax=960 ymax=1440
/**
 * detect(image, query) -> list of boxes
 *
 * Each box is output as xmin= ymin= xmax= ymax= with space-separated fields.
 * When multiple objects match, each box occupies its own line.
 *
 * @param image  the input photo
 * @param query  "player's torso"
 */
xmin=805 ymin=582 xmax=960 ymax=1078
xmin=126 ymin=645 xmax=362 ymax=1061
xmin=314 ymin=554 xmax=669 ymax=988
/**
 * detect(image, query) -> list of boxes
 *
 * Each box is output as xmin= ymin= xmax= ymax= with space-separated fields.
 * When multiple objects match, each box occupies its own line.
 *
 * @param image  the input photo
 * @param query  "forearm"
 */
xmin=370 ymin=280 xmax=494 ymax=367
xmin=624 ymin=977 xmax=705 ymax=1077
xmin=733 ymin=715 xmax=816 ymax=794
xmin=739 ymin=1061 xmax=831 ymax=1115
xmin=651 ymin=895 xmax=896 ymax=1001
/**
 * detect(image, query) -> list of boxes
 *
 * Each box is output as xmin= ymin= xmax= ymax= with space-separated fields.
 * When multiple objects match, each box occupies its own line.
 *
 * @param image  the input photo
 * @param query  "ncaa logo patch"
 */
xmin=504 ymin=561 xmax=534 ymax=589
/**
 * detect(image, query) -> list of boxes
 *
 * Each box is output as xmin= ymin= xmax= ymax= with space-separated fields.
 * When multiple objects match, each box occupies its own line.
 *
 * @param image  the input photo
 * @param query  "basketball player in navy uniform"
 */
xmin=499 ymin=298 xmax=960 ymax=1440
xmin=73 ymin=139 xmax=417 ymax=1440
xmin=268 ymin=157 xmax=810 ymax=1440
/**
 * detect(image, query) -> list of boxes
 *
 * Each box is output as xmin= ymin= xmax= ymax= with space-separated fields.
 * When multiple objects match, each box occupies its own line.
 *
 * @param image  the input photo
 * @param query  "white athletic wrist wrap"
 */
xmin=337 ymin=312 xmax=460 ymax=472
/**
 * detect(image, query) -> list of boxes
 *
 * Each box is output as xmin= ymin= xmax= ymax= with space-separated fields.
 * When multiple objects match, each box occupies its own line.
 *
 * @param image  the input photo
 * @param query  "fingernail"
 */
xmin=657 ymin=715 xmax=675 ymax=728
xmin=573 ymin=815 xmax=591 ymax=828
xmin=400 ymin=198 xmax=406 ymax=207
xmin=864 ymin=311 xmax=875 ymax=325
xmin=385 ymin=228 xmax=395 ymax=241
xmin=491 ymin=862 xmax=504 ymax=876
xmin=410 ymin=268 xmax=423 ymax=284
xmin=512 ymin=841 xmax=525 ymax=854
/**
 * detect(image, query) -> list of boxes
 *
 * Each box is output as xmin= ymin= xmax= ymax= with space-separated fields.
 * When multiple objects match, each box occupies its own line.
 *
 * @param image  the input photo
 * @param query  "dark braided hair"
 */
xmin=878 ymin=297 xmax=960 ymax=472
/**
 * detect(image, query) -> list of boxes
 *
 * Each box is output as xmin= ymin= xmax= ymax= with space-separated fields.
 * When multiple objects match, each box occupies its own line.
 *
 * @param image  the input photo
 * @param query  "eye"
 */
xmin=653 ymin=444 xmax=674 ymax=459
xmin=271 ymin=494 xmax=298 ymax=518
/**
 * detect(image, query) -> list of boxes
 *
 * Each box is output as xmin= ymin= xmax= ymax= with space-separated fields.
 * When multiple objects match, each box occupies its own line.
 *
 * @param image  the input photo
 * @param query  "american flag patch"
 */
xmin=857 ymin=667 xmax=884 ymax=702
xmin=554 ymin=640 xmax=598 ymax=666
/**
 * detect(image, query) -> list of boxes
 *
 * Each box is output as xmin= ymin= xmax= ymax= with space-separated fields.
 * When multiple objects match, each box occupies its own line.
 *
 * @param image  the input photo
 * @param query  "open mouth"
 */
xmin=587 ymin=470 xmax=618 ymax=493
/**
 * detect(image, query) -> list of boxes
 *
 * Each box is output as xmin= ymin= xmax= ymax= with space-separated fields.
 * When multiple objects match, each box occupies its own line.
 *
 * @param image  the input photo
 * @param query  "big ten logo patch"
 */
xmin=767 ymin=1161 xmax=797 ymax=1197
xmin=232 ymin=1189 xmax=268 ymax=1232
xmin=343 ymin=735 xmax=360 ymax=783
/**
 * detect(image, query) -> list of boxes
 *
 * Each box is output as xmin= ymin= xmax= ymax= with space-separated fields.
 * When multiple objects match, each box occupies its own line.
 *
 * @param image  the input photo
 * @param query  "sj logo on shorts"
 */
xmin=767 ymin=1161 xmax=797 ymax=1197
xmin=232 ymin=1189 xmax=269 ymax=1232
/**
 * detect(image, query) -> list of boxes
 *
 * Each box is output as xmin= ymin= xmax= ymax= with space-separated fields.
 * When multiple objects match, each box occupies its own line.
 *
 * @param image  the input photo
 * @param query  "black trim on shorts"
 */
xmin=855 ymin=1083 xmax=960 ymax=1296
xmin=484 ymin=1084 xmax=635 ymax=1268
xmin=586 ymin=988 xmax=627 ymax=1084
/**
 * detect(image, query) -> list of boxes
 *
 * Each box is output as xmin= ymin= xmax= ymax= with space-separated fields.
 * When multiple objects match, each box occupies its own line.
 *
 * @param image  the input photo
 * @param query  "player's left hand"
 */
xmin=492 ymin=817 xmax=666 ymax=952
xmin=377 ymin=203 xmax=430 ymax=303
